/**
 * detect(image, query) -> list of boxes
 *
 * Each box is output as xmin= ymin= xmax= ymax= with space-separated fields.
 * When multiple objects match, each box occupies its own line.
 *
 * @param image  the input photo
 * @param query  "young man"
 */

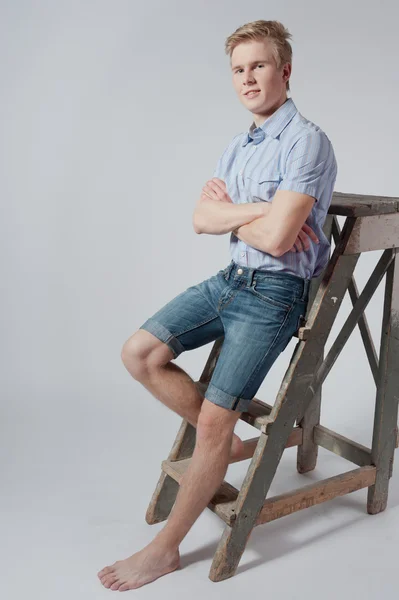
xmin=98 ymin=20 xmax=337 ymax=591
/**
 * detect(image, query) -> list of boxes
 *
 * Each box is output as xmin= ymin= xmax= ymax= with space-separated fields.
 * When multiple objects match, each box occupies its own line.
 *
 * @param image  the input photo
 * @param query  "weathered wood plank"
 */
xmin=145 ymin=419 xmax=197 ymax=524
xmin=256 ymin=466 xmax=376 ymax=525
xmin=367 ymin=249 xmax=399 ymax=513
xmin=297 ymin=214 xmax=333 ymax=474
xmin=309 ymin=249 xmax=394 ymax=396
xmin=331 ymin=216 xmax=379 ymax=383
xmin=162 ymin=461 xmax=377 ymax=529
xmin=314 ymin=424 xmax=372 ymax=466
xmin=329 ymin=192 xmax=399 ymax=217
xmin=263 ymin=217 xmax=360 ymax=428
xmin=343 ymin=213 xmax=399 ymax=254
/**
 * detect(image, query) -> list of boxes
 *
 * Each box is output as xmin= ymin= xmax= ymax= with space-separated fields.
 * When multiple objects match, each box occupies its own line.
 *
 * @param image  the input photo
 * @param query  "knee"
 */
xmin=196 ymin=399 xmax=239 ymax=444
xmin=196 ymin=411 xmax=232 ymax=446
xmin=120 ymin=335 xmax=148 ymax=380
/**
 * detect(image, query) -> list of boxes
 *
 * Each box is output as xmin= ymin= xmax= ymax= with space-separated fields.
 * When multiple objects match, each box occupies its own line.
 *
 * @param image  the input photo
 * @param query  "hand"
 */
xmin=289 ymin=222 xmax=319 ymax=252
xmin=201 ymin=178 xmax=233 ymax=203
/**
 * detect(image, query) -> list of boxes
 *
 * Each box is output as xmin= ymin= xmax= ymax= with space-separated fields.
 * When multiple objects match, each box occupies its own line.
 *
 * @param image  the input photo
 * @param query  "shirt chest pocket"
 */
xmin=244 ymin=171 xmax=282 ymax=203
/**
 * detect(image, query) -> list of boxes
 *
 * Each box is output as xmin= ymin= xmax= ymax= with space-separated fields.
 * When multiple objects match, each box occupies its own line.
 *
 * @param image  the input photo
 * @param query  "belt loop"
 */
xmin=225 ymin=260 xmax=234 ymax=280
xmin=248 ymin=267 xmax=256 ymax=288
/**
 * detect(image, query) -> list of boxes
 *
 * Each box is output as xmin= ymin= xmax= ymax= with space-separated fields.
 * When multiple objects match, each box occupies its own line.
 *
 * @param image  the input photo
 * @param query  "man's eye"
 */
xmin=235 ymin=64 xmax=264 ymax=74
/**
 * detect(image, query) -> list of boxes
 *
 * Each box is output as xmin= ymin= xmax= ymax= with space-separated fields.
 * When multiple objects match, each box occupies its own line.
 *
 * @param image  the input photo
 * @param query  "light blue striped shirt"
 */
xmin=213 ymin=97 xmax=337 ymax=279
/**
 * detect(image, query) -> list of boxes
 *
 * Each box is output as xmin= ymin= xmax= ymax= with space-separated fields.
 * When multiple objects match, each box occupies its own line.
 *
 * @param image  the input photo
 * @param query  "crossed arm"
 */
xmin=192 ymin=178 xmax=319 ymax=257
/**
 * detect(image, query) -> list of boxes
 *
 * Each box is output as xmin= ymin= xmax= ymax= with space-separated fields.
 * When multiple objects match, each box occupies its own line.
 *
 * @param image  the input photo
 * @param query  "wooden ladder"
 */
xmin=145 ymin=191 xmax=399 ymax=582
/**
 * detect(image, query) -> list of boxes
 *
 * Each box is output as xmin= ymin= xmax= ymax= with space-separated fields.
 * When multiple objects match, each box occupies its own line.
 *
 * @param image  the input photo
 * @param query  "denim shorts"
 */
xmin=139 ymin=259 xmax=310 ymax=413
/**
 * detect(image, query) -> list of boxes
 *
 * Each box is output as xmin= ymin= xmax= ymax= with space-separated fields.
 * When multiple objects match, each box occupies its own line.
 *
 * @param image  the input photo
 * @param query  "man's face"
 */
xmin=231 ymin=39 xmax=291 ymax=125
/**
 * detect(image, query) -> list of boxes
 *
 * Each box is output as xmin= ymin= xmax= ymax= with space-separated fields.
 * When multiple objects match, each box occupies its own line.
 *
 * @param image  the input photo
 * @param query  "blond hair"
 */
xmin=225 ymin=20 xmax=293 ymax=92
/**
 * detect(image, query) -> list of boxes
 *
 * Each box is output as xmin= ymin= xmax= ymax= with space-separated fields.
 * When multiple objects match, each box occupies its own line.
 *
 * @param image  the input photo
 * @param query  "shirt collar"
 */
xmin=242 ymin=97 xmax=298 ymax=147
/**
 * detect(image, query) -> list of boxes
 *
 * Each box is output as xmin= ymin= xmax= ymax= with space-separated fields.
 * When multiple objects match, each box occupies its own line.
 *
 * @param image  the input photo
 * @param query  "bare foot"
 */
xmin=98 ymin=543 xmax=180 ymax=591
xmin=230 ymin=433 xmax=245 ymax=461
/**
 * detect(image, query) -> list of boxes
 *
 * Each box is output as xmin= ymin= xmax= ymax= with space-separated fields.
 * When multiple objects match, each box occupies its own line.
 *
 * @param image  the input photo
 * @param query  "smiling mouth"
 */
xmin=245 ymin=90 xmax=260 ymax=97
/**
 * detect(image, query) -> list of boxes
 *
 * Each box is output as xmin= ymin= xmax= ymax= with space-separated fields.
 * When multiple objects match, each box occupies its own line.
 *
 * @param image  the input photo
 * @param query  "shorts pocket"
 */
xmin=249 ymin=279 xmax=293 ymax=311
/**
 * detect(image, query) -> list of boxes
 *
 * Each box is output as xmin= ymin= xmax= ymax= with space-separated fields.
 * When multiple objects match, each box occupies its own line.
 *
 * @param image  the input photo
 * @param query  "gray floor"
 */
xmin=3 ymin=370 xmax=399 ymax=600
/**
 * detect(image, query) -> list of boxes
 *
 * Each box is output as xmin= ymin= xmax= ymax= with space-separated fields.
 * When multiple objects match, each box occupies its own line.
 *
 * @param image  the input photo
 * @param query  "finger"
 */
xmin=298 ymin=230 xmax=309 ymax=251
xmin=211 ymin=178 xmax=226 ymax=190
xmin=205 ymin=180 xmax=231 ymax=202
xmin=209 ymin=180 xmax=230 ymax=201
xmin=202 ymin=183 xmax=220 ymax=201
xmin=294 ymin=236 xmax=304 ymax=252
xmin=301 ymin=223 xmax=319 ymax=243
xmin=206 ymin=180 xmax=221 ymax=192
xmin=212 ymin=180 xmax=228 ymax=196
xmin=212 ymin=179 xmax=233 ymax=202
xmin=204 ymin=181 xmax=223 ymax=200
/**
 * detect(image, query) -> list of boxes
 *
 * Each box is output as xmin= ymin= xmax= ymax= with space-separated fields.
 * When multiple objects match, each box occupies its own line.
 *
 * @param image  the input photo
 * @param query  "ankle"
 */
xmin=152 ymin=532 xmax=180 ymax=555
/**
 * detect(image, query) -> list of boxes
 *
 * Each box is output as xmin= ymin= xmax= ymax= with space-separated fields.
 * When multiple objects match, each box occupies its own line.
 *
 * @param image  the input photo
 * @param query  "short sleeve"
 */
xmin=277 ymin=131 xmax=337 ymax=202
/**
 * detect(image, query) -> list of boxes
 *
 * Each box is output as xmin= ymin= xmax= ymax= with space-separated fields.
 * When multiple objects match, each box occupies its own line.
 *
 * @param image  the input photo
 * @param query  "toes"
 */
xmin=110 ymin=580 xmax=123 ymax=591
xmin=98 ymin=566 xmax=112 ymax=578
xmin=102 ymin=575 xmax=119 ymax=588
xmin=118 ymin=582 xmax=131 ymax=591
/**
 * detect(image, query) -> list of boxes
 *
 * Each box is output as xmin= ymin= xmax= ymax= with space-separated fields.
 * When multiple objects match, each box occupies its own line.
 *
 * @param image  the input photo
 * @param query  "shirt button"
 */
xmin=241 ymin=252 xmax=245 ymax=257
xmin=237 ymin=268 xmax=243 ymax=275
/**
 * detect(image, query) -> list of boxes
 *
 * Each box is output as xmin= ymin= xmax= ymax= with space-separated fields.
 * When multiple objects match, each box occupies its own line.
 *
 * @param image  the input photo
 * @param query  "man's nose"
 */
xmin=243 ymin=71 xmax=256 ymax=85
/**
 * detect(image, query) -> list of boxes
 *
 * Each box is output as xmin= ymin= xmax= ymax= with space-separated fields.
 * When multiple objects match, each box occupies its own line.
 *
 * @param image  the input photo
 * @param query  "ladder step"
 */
xmin=161 ymin=430 xmax=304 ymax=526
xmin=162 ymin=456 xmax=377 ymax=527
xmin=256 ymin=466 xmax=376 ymax=525
xmin=161 ymin=457 xmax=238 ymax=525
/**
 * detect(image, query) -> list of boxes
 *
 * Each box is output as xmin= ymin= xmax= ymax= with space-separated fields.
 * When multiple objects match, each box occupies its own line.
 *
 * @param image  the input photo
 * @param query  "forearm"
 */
xmin=193 ymin=199 xmax=264 ymax=235
xmin=233 ymin=202 xmax=278 ymax=255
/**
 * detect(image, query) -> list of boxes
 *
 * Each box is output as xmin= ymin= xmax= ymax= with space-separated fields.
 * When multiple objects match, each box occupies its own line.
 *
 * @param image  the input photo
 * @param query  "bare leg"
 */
xmin=155 ymin=402 xmax=239 ymax=547
xmin=121 ymin=333 xmax=245 ymax=460
xmin=98 ymin=399 xmax=240 ymax=591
